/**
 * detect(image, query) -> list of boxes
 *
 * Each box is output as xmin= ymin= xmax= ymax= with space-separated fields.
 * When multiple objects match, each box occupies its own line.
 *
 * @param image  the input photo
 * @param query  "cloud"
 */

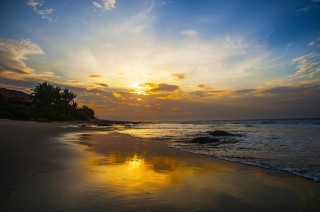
xmin=64 ymin=33 xmax=269 ymax=90
xmin=181 ymin=30 xmax=199 ymax=38
xmin=1 ymin=75 xmax=319 ymax=121
xmin=286 ymin=42 xmax=293 ymax=50
xmin=296 ymin=0 xmax=320 ymax=12
xmin=89 ymin=74 xmax=102 ymax=78
xmin=0 ymin=38 xmax=44 ymax=74
xmin=92 ymin=82 xmax=320 ymax=120
xmin=289 ymin=52 xmax=320 ymax=79
xmin=198 ymin=84 xmax=213 ymax=90
xmin=93 ymin=1 xmax=102 ymax=8
xmin=172 ymin=73 xmax=186 ymax=80
xmin=309 ymin=41 xmax=316 ymax=46
xmin=308 ymin=37 xmax=320 ymax=47
xmin=256 ymin=84 xmax=320 ymax=96
xmin=265 ymin=79 xmax=285 ymax=86
xmin=112 ymin=92 xmax=124 ymax=99
xmin=132 ymin=82 xmax=180 ymax=96
xmin=93 ymin=0 xmax=116 ymax=11
xmin=137 ymin=82 xmax=180 ymax=93
xmin=94 ymin=82 xmax=109 ymax=87
xmin=27 ymin=0 xmax=54 ymax=21
xmin=150 ymin=83 xmax=179 ymax=92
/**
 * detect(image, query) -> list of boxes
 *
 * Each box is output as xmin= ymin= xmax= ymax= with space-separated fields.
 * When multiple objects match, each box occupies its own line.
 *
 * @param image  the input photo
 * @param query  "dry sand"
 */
xmin=1 ymin=119 xmax=320 ymax=211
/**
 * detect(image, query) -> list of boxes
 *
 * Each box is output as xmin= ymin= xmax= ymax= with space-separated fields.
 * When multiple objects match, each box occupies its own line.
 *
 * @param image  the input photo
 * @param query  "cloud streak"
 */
xmin=181 ymin=30 xmax=199 ymax=38
xmin=93 ymin=0 xmax=116 ymax=11
xmin=27 ymin=0 xmax=54 ymax=21
xmin=289 ymin=52 xmax=320 ymax=79
xmin=89 ymin=74 xmax=102 ymax=78
xmin=296 ymin=0 xmax=320 ymax=12
xmin=95 ymin=82 xmax=109 ymax=88
xmin=172 ymin=73 xmax=186 ymax=80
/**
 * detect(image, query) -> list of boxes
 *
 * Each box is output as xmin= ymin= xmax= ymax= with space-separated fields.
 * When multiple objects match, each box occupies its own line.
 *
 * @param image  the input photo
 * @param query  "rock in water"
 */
xmin=191 ymin=137 xmax=220 ymax=144
xmin=209 ymin=130 xmax=235 ymax=136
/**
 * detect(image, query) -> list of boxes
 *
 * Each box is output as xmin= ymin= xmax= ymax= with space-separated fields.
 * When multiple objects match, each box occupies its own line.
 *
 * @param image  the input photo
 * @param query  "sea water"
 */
xmin=118 ymin=119 xmax=320 ymax=182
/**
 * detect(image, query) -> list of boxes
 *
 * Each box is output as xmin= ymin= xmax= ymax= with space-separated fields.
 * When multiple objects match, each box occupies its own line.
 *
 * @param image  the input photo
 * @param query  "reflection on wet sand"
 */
xmin=64 ymin=132 xmax=320 ymax=211
xmin=87 ymin=154 xmax=173 ymax=193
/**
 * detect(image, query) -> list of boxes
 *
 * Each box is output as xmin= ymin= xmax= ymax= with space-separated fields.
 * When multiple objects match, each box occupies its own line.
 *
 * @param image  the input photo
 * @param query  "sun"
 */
xmin=131 ymin=82 xmax=149 ymax=95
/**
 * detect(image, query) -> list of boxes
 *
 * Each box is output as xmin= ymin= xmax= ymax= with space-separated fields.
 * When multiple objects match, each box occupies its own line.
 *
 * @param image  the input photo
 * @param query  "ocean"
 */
xmin=117 ymin=118 xmax=320 ymax=182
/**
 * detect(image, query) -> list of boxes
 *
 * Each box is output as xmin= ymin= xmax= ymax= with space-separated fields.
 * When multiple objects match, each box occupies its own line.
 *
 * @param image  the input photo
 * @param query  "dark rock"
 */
xmin=191 ymin=137 xmax=220 ymax=144
xmin=208 ymin=130 xmax=235 ymax=136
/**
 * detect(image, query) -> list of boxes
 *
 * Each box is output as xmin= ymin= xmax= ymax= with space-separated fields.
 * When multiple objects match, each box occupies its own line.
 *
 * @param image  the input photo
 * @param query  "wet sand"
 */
xmin=1 ymin=120 xmax=320 ymax=211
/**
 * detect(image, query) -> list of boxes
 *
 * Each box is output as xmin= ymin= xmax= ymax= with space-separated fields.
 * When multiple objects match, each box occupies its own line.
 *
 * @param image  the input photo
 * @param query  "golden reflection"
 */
xmin=120 ymin=128 xmax=159 ymax=139
xmin=85 ymin=153 xmax=173 ymax=192
xmin=74 ymin=132 xmax=320 ymax=209
xmin=127 ymin=154 xmax=144 ymax=168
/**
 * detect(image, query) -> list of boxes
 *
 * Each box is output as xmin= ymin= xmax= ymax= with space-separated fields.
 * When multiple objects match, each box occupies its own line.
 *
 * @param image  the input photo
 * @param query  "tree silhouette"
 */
xmin=60 ymin=88 xmax=77 ymax=115
xmin=79 ymin=105 xmax=95 ymax=118
xmin=31 ymin=82 xmax=95 ymax=120
xmin=32 ymin=82 xmax=52 ymax=109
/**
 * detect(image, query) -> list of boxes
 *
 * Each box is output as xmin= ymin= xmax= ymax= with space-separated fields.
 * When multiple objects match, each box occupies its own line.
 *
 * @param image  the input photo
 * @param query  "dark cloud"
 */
xmin=190 ymin=90 xmax=224 ymax=97
xmin=257 ymin=84 xmax=320 ymax=95
xmin=198 ymin=84 xmax=213 ymax=90
xmin=1 ymin=76 xmax=319 ymax=121
xmin=172 ymin=73 xmax=186 ymax=80
xmin=95 ymin=83 xmax=109 ymax=88
xmin=232 ymin=89 xmax=255 ymax=95
xmin=190 ymin=91 xmax=208 ymax=97
xmin=89 ymin=74 xmax=102 ymax=78
xmin=150 ymin=83 xmax=179 ymax=92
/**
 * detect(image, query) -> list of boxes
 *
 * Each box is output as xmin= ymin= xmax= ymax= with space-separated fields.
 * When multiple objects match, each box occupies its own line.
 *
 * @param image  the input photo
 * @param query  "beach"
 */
xmin=1 ymin=119 xmax=320 ymax=211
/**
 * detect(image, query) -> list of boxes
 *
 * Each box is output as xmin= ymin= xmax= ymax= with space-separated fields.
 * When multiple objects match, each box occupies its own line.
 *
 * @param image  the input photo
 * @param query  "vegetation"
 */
xmin=0 ymin=82 xmax=96 ymax=121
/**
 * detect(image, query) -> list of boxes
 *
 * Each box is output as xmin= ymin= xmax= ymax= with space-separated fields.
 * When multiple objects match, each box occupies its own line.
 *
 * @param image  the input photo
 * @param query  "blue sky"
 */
xmin=0 ymin=0 xmax=319 ymax=120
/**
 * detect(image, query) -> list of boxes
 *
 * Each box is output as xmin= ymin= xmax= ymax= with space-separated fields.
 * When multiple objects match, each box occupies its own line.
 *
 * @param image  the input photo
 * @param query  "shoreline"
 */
xmin=114 ymin=129 xmax=320 ymax=183
xmin=1 ymin=119 xmax=320 ymax=211
xmin=166 ymin=144 xmax=320 ymax=183
xmin=97 ymin=130 xmax=320 ymax=183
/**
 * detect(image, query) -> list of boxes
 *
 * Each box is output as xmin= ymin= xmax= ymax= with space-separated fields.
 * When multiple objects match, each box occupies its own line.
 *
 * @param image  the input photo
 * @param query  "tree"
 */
xmin=60 ymin=88 xmax=77 ymax=115
xmin=31 ymin=82 xmax=96 ymax=120
xmin=32 ymin=82 xmax=52 ymax=109
xmin=78 ymin=105 xmax=95 ymax=119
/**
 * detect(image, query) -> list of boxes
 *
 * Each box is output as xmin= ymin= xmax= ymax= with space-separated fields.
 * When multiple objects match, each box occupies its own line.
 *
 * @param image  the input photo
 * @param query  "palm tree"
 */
xmin=60 ymin=88 xmax=77 ymax=115
xmin=32 ymin=82 xmax=62 ymax=115
xmin=31 ymin=82 xmax=95 ymax=120
xmin=32 ymin=82 xmax=54 ymax=110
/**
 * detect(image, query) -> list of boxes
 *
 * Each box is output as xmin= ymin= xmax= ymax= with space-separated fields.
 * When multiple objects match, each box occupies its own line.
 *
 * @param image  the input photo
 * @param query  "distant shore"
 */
xmin=1 ymin=119 xmax=320 ymax=211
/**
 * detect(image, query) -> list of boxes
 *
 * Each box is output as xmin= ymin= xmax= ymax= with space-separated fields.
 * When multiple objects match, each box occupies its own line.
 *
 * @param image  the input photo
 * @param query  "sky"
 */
xmin=0 ymin=0 xmax=320 ymax=121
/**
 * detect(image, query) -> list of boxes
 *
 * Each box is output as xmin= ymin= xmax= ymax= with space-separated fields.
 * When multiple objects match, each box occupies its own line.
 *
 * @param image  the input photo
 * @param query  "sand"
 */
xmin=1 ymin=119 xmax=320 ymax=211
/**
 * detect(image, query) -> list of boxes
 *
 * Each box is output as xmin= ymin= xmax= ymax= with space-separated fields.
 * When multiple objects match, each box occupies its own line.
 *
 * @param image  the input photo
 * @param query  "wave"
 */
xmin=117 ymin=118 xmax=320 ymax=182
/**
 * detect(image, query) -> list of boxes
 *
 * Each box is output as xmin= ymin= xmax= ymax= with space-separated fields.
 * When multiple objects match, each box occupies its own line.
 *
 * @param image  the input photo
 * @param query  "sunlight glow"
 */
xmin=1 ymin=0 xmax=319 ymax=120
xmin=128 ymin=154 xmax=144 ymax=168
xmin=131 ymin=82 xmax=149 ymax=95
xmin=85 ymin=153 xmax=172 ymax=193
